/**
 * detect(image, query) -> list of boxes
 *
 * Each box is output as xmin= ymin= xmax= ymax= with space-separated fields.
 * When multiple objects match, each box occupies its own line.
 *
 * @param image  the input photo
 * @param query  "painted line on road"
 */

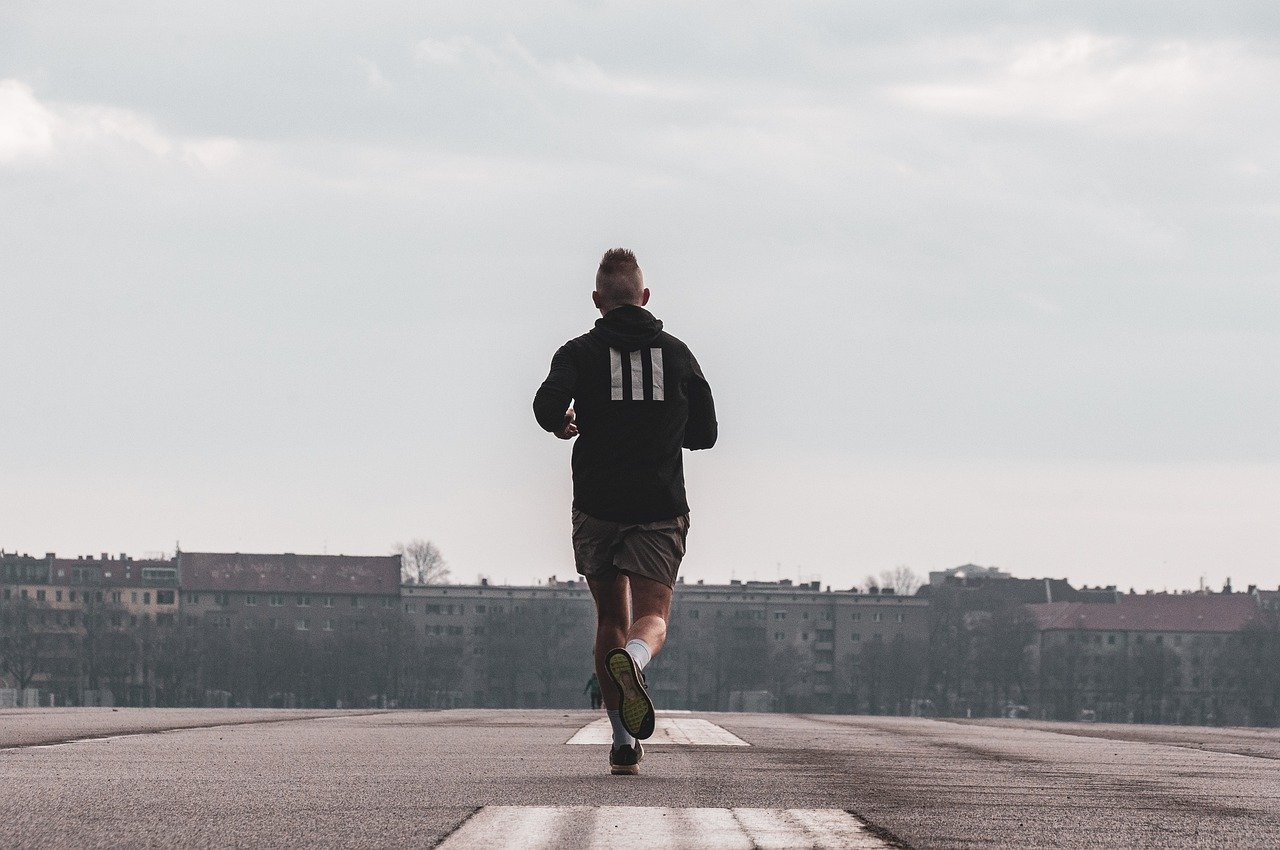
xmin=0 ymin=711 xmax=389 ymax=752
xmin=437 ymin=806 xmax=894 ymax=849
xmin=566 ymin=715 xmax=748 ymax=746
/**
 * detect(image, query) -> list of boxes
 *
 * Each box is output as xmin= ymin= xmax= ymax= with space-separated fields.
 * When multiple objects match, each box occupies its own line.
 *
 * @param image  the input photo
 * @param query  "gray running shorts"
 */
xmin=571 ymin=509 xmax=689 ymax=589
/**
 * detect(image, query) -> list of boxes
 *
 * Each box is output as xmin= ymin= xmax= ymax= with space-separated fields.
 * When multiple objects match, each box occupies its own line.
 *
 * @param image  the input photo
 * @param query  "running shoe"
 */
xmin=609 ymin=743 xmax=640 ymax=776
xmin=605 ymin=648 xmax=656 ymax=739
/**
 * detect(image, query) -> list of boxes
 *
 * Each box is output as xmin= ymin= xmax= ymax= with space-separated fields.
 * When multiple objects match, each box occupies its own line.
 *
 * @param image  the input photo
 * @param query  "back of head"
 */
xmin=595 ymin=248 xmax=645 ymax=312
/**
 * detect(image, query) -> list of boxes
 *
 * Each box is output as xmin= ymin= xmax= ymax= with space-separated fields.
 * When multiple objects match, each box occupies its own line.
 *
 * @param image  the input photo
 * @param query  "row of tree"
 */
xmin=4 ymin=586 xmax=1278 ymax=724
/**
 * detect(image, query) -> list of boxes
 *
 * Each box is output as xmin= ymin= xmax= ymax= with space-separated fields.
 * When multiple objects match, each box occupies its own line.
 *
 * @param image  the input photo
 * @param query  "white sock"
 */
xmin=625 ymin=638 xmax=652 ymax=671
xmin=606 ymin=709 xmax=634 ymax=747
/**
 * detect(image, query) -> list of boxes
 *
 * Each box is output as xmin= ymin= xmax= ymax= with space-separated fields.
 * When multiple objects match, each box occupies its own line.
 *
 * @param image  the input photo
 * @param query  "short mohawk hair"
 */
xmin=594 ymin=247 xmax=645 ymax=311
xmin=598 ymin=247 xmax=639 ymax=276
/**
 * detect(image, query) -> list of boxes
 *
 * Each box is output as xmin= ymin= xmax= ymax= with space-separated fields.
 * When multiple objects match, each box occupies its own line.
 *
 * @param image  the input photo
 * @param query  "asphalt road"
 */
xmin=2 ymin=708 xmax=1278 ymax=848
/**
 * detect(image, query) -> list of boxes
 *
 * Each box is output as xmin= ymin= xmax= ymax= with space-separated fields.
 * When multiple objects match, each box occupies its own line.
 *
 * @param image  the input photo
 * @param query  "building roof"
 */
xmin=1028 ymin=594 xmax=1259 ymax=634
xmin=49 ymin=557 xmax=177 ymax=588
xmin=179 ymin=552 xmax=400 ymax=595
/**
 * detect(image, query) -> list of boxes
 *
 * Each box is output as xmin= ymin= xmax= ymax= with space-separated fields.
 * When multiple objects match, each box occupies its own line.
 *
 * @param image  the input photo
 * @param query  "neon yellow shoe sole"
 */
xmin=605 ymin=648 xmax=655 ymax=739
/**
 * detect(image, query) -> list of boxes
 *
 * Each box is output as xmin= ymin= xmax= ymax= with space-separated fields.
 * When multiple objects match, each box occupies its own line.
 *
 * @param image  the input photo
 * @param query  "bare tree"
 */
xmin=866 ymin=565 xmax=921 ymax=596
xmin=394 ymin=539 xmax=450 ymax=585
xmin=0 ymin=597 xmax=51 ymax=691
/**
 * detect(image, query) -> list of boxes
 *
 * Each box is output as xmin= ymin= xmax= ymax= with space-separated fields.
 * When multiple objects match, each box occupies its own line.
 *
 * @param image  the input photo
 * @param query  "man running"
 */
xmin=534 ymin=248 xmax=717 ymax=776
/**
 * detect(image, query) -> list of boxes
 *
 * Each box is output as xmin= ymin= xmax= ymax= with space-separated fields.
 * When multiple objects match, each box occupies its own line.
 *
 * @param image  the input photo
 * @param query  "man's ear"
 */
xmin=592 ymin=290 xmax=602 ymax=309
xmin=640 ymin=288 xmax=650 ymax=306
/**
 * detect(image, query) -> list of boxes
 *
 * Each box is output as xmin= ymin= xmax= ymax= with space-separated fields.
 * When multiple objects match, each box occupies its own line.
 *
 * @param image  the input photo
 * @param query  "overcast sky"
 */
xmin=2 ymin=2 xmax=1277 ymax=593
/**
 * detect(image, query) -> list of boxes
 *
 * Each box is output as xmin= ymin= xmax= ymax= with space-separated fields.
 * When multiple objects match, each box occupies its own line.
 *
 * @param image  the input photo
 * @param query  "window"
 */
xmin=2 ymin=589 xmax=8 ymax=600
xmin=774 ymin=631 xmax=784 ymax=641
xmin=185 ymin=593 xmax=200 ymax=604
xmin=873 ymin=612 xmax=882 ymax=622
xmin=69 ymin=590 xmax=77 ymax=602
xmin=269 ymin=618 xmax=279 ymax=629
xmin=1155 ymin=635 xmax=1164 ymax=645
xmin=896 ymin=612 xmax=904 ymax=623
xmin=475 ymin=604 xmax=486 ymax=613
xmin=351 ymin=596 xmax=360 ymax=608
xmin=1107 ymin=634 xmax=1116 ymax=645
xmin=427 ymin=604 xmax=442 ymax=615
xmin=405 ymin=603 xmax=416 ymax=613
xmin=688 ymin=609 xmax=698 ymax=620
xmin=157 ymin=613 xmax=174 ymax=625
xmin=36 ymin=589 xmax=46 ymax=601
xmin=446 ymin=604 xmax=456 ymax=615
xmin=773 ymin=611 xmax=786 ymax=620
xmin=270 ymin=595 xmax=284 ymax=607
xmin=55 ymin=590 xmax=63 ymax=602
xmin=381 ymin=598 xmax=393 ymax=608
xmin=214 ymin=592 xmax=229 ymax=606
xmin=111 ymin=613 xmax=122 ymax=627
xmin=143 ymin=592 xmax=151 ymax=605
xmin=851 ymin=612 xmax=862 ymax=621
xmin=852 ymin=632 xmax=861 ymax=642
xmin=324 ymin=619 xmax=334 ymax=631
xmin=324 ymin=596 xmax=335 ymax=608
xmin=473 ymin=626 xmax=485 ymax=636
xmin=246 ymin=594 xmax=258 ymax=606
xmin=156 ymin=590 xmax=174 ymax=605
xmin=432 ymin=625 xmax=442 ymax=635
xmin=296 ymin=619 xmax=309 ymax=631
xmin=298 ymin=595 xmax=311 ymax=607
xmin=131 ymin=592 xmax=138 ymax=604
xmin=447 ymin=626 xmax=463 ymax=636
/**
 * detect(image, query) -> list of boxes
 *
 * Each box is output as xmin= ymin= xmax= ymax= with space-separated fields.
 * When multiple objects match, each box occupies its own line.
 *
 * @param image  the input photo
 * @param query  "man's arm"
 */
xmin=683 ymin=352 xmax=717 ymax=450
xmin=533 ymin=344 xmax=578 ymax=435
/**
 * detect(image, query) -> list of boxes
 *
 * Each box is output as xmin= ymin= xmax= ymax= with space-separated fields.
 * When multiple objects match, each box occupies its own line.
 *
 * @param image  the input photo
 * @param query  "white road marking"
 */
xmin=438 ymin=806 xmax=893 ymax=849
xmin=566 ymin=715 xmax=747 ymax=746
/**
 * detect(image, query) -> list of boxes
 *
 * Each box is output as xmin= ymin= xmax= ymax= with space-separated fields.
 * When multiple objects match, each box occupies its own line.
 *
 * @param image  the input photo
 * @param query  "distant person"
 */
xmin=534 ymin=247 xmax=718 ymax=776
xmin=585 ymin=672 xmax=603 ymax=710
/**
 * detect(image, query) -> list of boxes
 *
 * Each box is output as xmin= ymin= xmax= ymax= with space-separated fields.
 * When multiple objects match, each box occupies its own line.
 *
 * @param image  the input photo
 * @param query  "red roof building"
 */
xmin=1028 ymin=593 xmax=1259 ymax=635
xmin=178 ymin=552 xmax=401 ymax=595
xmin=1028 ymin=592 xmax=1262 ymax=726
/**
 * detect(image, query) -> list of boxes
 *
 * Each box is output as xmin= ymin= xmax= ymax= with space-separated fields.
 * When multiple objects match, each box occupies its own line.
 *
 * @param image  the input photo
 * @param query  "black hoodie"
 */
xmin=534 ymin=305 xmax=717 ymax=522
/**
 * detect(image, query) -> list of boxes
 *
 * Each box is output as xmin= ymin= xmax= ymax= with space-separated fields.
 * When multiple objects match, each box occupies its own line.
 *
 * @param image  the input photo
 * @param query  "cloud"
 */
xmin=0 ymin=79 xmax=58 ymax=161
xmin=891 ymin=33 xmax=1257 ymax=127
xmin=413 ymin=34 xmax=700 ymax=100
xmin=0 ymin=78 xmax=241 ymax=168
xmin=414 ymin=35 xmax=503 ymax=69
xmin=357 ymin=57 xmax=393 ymax=93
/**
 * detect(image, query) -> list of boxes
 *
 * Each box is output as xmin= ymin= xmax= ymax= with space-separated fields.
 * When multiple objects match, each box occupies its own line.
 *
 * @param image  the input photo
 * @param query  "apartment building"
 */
xmin=1028 ymin=591 xmax=1260 ymax=724
xmin=402 ymin=577 xmax=929 ymax=712
xmin=0 ymin=551 xmax=179 ymax=702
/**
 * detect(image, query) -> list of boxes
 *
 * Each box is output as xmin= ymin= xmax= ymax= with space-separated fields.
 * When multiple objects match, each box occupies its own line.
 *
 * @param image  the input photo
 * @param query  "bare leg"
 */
xmin=625 ymin=572 xmax=674 ymax=658
xmin=587 ymin=574 xmax=630 ymax=710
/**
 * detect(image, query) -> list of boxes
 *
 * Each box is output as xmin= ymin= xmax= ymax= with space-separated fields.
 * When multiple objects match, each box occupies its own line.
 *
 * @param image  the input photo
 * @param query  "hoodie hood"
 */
xmin=589 ymin=304 xmax=664 ymax=352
